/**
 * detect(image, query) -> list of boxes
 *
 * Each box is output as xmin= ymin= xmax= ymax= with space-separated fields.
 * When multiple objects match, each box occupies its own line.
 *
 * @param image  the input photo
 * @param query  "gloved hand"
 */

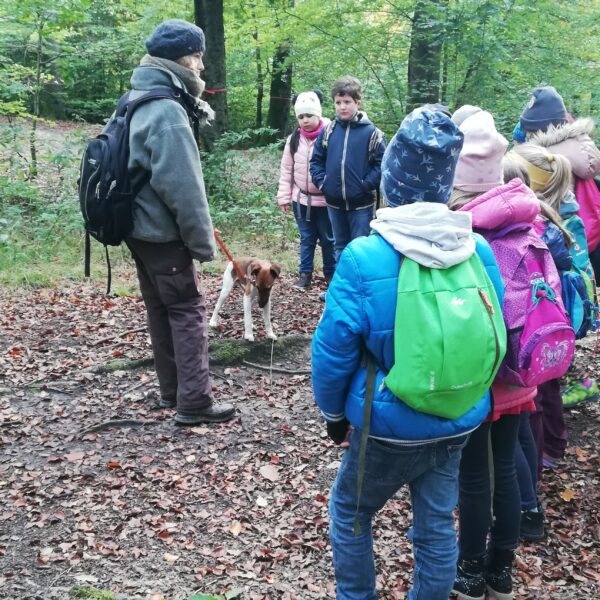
xmin=326 ymin=418 xmax=350 ymax=445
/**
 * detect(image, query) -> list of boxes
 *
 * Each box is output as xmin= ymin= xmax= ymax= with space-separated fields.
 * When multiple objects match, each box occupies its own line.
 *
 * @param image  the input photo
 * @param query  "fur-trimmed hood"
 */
xmin=528 ymin=118 xmax=595 ymax=147
xmin=524 ymin=117 xmax=600 ymax=181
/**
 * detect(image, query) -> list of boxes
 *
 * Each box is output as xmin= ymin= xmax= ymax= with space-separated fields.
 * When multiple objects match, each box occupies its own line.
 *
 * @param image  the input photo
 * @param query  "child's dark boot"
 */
xmin=485 ymin=547 xmax=515 ymax=600
xmin=451 ymin=557 xmax=486 ymax=600
xmin=520 ymin=508 xmax=544 ymax=542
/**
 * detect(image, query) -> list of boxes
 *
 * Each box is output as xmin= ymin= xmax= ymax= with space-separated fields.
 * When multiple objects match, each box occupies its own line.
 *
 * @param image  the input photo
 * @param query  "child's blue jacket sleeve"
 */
xmin=542 ymin=222 xmax=573 ymax=272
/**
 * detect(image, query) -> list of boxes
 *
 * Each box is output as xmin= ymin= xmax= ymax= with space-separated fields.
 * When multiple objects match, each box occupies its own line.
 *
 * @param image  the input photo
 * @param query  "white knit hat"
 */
xmin=294 ymin=92 xmax=322 ymax=118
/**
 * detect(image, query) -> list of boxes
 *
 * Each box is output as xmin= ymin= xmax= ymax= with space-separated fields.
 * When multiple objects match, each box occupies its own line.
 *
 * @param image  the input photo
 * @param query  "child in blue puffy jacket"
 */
xmin=312 ymin=107 xmax=504 ymax=600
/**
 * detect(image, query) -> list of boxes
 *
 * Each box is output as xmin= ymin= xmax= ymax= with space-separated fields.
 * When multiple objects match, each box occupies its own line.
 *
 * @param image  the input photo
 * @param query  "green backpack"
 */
xmin=383 ymin=253 xmax=507 ymax=420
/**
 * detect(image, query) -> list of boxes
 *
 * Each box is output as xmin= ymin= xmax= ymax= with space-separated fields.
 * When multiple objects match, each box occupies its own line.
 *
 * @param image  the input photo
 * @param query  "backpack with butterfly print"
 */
xmin=484 ymin=223 xmax=575 ymax=387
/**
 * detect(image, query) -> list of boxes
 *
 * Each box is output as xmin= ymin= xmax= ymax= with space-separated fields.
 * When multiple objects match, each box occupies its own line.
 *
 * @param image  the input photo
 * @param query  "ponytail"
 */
xmin=511 ymin=143 xmax=571 ymax=212
xmin=289 ymin=128 xmax=301 ymax=157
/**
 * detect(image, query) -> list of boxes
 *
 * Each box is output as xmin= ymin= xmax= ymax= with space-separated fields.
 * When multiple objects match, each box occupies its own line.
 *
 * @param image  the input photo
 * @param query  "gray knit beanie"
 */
xmin=146 ymin=19 xmax=206 ymax=61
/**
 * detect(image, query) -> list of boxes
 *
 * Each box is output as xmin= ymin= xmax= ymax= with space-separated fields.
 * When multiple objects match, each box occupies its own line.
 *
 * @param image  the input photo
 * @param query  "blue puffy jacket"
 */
xmin=535 ymin=218 xmax=573 ymax=272
xmin=310 ymin=113 xmax=386 ymax=211
xmin=312 ymin=233 xmax=505 ymax=443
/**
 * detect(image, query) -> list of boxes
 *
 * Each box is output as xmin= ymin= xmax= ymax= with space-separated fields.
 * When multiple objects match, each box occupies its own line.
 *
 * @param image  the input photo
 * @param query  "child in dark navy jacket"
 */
xmin=309 ymin=76 xmax=386 ymax=270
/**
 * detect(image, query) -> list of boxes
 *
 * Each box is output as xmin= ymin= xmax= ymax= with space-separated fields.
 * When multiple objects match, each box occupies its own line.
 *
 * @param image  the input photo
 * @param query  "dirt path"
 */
xmin=1 ymin=273 xmax=599 ymax=599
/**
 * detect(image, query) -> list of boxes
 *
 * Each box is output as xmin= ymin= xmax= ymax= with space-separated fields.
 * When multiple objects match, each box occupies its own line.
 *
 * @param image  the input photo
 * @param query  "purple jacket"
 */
xmin=459 ymin=179 xmax=541 ymax=416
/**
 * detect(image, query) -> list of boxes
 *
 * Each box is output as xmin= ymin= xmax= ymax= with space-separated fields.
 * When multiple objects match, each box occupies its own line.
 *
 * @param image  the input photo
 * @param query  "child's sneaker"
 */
xmin=485 ymin=548 xmax=514 ymax=600
xmin=562 ymin=377 xmax=599 ymax=408
xmin=486 ymin=567 xmax=514 ymax=600
xmin=451 ymin=558 xmax=486 ymax=600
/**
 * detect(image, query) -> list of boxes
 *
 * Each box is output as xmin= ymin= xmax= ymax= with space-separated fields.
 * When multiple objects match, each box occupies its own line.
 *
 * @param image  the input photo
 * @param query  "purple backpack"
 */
xmin=484 ymin=224 xmax=575 ymax=387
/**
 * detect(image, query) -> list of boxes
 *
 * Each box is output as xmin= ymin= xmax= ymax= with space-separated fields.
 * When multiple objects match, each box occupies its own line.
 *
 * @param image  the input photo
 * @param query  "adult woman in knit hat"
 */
xmin=312 ymin=107 xmax=504 ymax=600
xmin=449 ymin=109 xmax=540 ymax=600
xmin=276 ymin=90 xmax=335 ymax=291
xmin=122 ymin=19 xmax=234 ymax=426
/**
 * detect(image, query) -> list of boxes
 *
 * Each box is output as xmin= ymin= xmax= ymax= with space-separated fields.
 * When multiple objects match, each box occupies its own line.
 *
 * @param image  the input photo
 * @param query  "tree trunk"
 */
xmin=253 ymin=28 xmax=264 ymax=128
xmin=406 ymin=0 xmax=448 ymax=112
xmin=195 ymin=0 xmax=228 ymax=149
xmin=440 ymin=41 xmax=448 ymax=105
xmin=29 ymin=15 xmax=44 ymax=178
xmin=266 ymin=41 xmax=292 ymax=138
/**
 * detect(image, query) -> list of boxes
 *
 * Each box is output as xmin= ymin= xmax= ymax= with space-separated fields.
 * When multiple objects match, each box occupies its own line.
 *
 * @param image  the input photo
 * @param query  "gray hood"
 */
xmin=370 ymin=203 xmax=475 ymax=268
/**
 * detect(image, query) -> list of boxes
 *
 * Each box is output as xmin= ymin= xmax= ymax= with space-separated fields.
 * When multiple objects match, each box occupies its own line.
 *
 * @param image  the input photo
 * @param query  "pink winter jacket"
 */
xmin=276 ymin=119 xmax=331 ymax=209
xmin=459 ymin=179 xmax=540 ymax=418
xmin=528 ymin=118 xmax=600 ymax=181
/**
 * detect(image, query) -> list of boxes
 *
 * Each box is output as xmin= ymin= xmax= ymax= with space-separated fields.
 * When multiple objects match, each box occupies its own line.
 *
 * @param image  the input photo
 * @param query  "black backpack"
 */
xmin=78 ymin=86 xmax=184 ymax=292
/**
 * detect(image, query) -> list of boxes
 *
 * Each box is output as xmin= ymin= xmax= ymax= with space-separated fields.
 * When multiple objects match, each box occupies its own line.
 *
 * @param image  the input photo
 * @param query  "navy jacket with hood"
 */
xmin=309 ymin=112 xmax=386 ymax=210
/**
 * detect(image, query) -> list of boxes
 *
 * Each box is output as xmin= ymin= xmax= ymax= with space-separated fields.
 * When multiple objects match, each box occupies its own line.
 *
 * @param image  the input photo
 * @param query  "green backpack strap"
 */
xmin=353 ymin=351 xmax=377 ymax=536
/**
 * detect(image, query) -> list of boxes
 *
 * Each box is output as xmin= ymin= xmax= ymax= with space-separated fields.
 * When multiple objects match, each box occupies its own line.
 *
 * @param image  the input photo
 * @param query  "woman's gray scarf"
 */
xmin=140 ymin=54 xmax=215 ymax=126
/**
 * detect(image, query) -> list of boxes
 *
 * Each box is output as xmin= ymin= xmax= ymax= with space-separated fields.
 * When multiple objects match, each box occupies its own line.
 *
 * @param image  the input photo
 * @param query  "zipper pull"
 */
xmin=479 ymin=289 xmax=494 ymax=314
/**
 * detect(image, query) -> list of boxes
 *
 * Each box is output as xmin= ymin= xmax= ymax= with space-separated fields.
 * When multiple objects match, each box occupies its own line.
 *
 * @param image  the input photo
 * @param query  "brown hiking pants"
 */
xmin=126 ymin=239 xmax=212 ymax=415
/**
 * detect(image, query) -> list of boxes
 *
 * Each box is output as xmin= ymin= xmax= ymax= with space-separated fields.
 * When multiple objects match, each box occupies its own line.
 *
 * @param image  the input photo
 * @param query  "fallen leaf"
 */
xmin=64 ymin=452 xmax=85 ymax=462
xmin=259 ymin=464 xmax=279 ymax=482
xmin=229 ymin=520 xmax=243 ymax=536
xmin=163 ymin=552 xmax=179 ymax=563
xmin=560 ymin=489 xmax=575 ymax=502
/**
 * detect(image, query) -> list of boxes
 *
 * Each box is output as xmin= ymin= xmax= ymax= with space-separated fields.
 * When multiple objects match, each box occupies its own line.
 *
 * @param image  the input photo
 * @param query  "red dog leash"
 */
xmin=214 ymin=229 xmax=246 ymax=283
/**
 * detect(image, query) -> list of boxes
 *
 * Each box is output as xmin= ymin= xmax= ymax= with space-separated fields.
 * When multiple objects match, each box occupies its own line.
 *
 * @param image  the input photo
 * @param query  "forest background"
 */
xmin=1 ymin=3 xmax=600 ymax=598
xmin=0 ymin=0 xmax=599 ymax=285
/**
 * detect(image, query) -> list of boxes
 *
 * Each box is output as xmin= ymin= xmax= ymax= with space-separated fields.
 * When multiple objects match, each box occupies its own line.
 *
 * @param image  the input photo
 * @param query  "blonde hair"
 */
xmin=511 ymin=143 xmax=571 ymax=212
xmin=502 ymin=156 xmax=530 ymax=186
xmin=504 ymin=152 xmax=572 ymax=246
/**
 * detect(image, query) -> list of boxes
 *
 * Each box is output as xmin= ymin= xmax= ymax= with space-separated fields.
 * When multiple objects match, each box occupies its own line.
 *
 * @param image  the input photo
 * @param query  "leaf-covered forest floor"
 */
xmin=1 ymin=269 xmax=599 ymax=600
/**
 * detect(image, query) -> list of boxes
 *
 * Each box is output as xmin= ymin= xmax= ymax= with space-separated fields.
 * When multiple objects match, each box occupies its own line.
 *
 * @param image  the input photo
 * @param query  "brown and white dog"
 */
xmin=209 ymin=257 xmax=281 ymax=342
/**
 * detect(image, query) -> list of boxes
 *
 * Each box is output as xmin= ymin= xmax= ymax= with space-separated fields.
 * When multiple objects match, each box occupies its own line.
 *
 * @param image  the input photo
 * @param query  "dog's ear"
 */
xmin=269 ymin=263 xmax=281 ymax=279
xmin=249 ymin=260 xmax=263 ymax=278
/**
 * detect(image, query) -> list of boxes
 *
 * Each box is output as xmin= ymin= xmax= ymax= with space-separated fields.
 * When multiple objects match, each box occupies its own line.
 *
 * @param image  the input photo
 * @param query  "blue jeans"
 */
xmin=327 ymin=206 xmax=373 ymax=263
xmin=293 ymin=202 xmax=335 ymax=276
xmin=329 ymin=431 xmax=468 ymax=600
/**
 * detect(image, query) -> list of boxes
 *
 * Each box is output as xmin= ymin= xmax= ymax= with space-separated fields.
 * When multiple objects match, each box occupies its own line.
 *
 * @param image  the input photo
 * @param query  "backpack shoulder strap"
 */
xmin=322 ymin=120 xmax=336 ymax=149
xmin=368 ymin=127 xmax=385 ymax=163
xmin=122 ymin=86 xmax=183 ymax=124
xmin=353 ymin=349 xmax=377 ymax=536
